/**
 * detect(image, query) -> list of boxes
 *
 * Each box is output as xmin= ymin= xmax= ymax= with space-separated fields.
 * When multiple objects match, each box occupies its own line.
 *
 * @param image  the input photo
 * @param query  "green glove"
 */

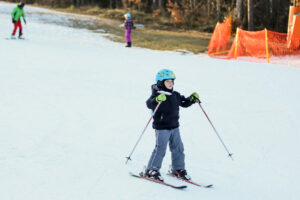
xmin=156 ymin=93 xmax=166 ymax=103
xmin=190 ymin=92 xmax=200 ymax=103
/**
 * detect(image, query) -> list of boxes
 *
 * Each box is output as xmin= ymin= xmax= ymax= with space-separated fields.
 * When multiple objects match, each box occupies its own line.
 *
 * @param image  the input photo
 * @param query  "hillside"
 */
xmin=1 ymin=2 xmax=300 ymax=200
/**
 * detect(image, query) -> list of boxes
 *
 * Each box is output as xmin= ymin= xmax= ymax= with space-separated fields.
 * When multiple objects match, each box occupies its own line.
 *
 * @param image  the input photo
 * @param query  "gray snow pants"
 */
xmin=147 ymin=128 xmax=185 ymax=171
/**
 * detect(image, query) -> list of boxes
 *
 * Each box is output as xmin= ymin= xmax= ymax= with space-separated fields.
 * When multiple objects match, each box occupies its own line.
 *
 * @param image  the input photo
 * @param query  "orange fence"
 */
xmin=208 ymin=17 xmax=300 ymax=64
xmin=207 ymin=17 xmax=231 ymax=57
xmin=227 ymin=29 xmax=267 ymax=60
xmin=227 ymin=29 xmax=300 ymax=62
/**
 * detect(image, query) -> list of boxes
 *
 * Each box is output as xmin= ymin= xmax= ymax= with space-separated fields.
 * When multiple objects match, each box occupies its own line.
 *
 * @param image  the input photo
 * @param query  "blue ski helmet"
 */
xmin=125 ymin=13 xmax=131 ymax=19
xmin=155 ymin=69 xmax=176 ymax=83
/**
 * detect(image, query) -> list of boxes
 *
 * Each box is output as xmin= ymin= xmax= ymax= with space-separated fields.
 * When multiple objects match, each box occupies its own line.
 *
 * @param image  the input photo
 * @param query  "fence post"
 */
xmin=234 ymin=28 xmax=239 ymax=59
xmin=228 ymin=16 xmax=232 ymax=42
xmin=264 ymin=28 xmax=270 ymax=63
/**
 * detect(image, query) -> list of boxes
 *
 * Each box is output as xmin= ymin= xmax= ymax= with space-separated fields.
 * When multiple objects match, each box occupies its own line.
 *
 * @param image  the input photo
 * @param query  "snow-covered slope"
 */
xmin=1 ymin=2 xmax=300 ymax=200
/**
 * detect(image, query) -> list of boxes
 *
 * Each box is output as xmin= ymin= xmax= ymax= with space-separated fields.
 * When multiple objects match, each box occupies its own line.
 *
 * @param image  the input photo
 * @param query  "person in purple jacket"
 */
xmin=124 ymin=13 xmax=135 ymax=47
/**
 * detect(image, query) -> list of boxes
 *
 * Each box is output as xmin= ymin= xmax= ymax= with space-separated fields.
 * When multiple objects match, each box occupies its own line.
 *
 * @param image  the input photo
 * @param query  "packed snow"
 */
xmin=1 ymin=2 xmax=300 ymax=200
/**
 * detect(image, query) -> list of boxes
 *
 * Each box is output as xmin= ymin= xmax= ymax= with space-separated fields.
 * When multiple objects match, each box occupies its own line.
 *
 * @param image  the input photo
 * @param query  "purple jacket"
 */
xmin=124 ymin=19 xmax=134 ymax=30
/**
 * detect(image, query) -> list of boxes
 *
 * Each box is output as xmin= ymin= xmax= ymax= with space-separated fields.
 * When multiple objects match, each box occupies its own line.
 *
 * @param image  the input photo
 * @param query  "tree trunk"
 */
xmin=272 ymin=0 xmax=281 ymax=31
xmin=76 ymin=0 xmax=80 ymax=7
xmin=152 ymin=0 xmax=157 ymax=11
xmin=236 ymin=0 xmax=242 ymax=19
xmin=116 ymin=0 xmax=123 ymax=9
xmin=158 ymin=0 xmax=165 ymax=15
xmin=90 ymin=0 xmax=94 ymax=6
xmin=216 ymin=0 xmax=222 ymax=22
xmin=248 ymin=0 xmax=254 ymax=30
xmin=206 ymin=1 xmax=210 ymax=17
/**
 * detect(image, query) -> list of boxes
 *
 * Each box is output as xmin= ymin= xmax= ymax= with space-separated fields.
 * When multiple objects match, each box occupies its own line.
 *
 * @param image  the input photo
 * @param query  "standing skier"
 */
xmin=11 ymin=2 xmax=26 ymax=39
xmin=124 ymin=13 xmax=134 ymax=47
xmin=144 ymin=69 xmax=200 ymax=181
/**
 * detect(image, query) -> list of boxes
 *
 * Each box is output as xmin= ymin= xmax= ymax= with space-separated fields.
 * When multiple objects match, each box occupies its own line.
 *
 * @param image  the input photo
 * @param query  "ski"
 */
xmin=129 ymin=172 xmax=187 ymax=189
xmin=5 ymin=37 xmax=25 ymax=40
xmin=167 ymin=172 xmax=213 ymax=188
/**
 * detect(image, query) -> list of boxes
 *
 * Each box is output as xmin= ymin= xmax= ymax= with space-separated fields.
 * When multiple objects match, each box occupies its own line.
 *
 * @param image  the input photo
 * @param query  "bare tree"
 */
xmin=216 ymin=0 xmax=222 ymax=22
xmin=75 ymin=0 xmax=80 ymax=7
xmin=236 ymin=0 xmax=242 ymax=19
xmin=248 ymin=0 xmax=253 ymax=30
xmin=158 ymin=0 xmax=165 ymax=15
xmin=109 ymin=0 xmax=114 ymax=8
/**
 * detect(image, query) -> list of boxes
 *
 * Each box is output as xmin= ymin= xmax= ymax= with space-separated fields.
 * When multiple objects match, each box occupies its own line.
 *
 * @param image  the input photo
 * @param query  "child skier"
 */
xmin=124 ymin=13 xmax=134 ymax=47
xmin=144 ymin=69 xmax=200 ymax=181
xmin=11 ymin=2 xmax=26 ymax=39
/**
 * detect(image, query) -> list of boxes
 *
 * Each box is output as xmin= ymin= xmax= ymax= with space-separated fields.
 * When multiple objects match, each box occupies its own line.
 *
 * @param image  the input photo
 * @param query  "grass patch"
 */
xmin=32 ymin=4 xmax=212 ymax=53
xmin=115 ymin=29 xmax=210 ymax=53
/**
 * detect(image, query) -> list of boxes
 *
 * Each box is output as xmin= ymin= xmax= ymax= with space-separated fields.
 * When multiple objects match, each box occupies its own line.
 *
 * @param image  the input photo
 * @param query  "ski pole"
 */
xmin=125 ymin=102 xmax=162 ymax=164
xmin=197 ymin=101 xmax=234 ymax=160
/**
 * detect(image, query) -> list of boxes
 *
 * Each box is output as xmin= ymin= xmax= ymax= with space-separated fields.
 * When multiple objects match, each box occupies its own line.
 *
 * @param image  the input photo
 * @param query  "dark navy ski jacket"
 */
xmin=146 ymin=84 xmax=194 ymax=130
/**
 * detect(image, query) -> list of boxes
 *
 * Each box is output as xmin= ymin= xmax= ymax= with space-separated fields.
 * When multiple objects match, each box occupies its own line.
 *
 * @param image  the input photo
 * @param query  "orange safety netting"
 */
xmin=208 ymin=17 xmax=300 ymax=63
xmin=207 ymin=17 xmax=231 ymax=57
xmin=227 ymin=29 xmax=266 ymax=59
xmin=269 ymin=30 xmax=300 ymax=55
xmin=227 ymin=29 xmax=300 ymax=62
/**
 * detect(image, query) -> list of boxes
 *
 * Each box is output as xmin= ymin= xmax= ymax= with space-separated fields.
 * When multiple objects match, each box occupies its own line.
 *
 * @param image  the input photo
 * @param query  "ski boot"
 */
xmin=145 ymin=169 xmax=164 ymax=182
xmin=11 ymin=34 xmax=16 ymax=39
xmin=18 ymin=34 xmax=24 ymax=39
xmin=171 ymin=169 xmax=191 ymax=180
xmin=125 ymin=42 xmax=131 ymax=47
